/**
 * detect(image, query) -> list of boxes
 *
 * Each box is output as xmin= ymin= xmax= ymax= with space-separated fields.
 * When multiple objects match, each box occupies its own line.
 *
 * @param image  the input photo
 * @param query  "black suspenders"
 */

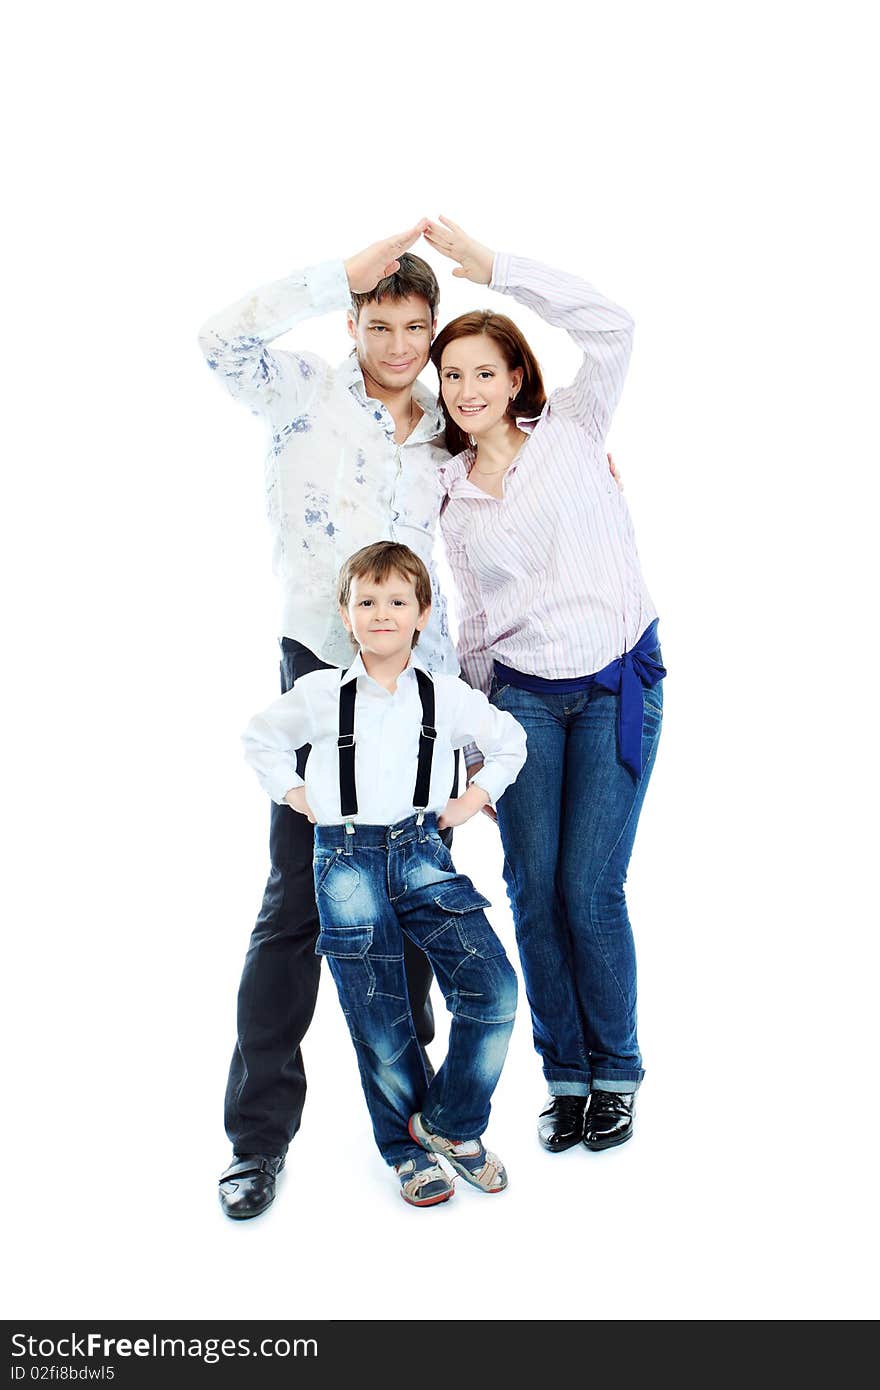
xmin=338 ymin=678 xmax=358 ymax=819
xmin=412 ymin=668 xmax=437 ymax=814
xmin=337 ymin=667 xmax=437 ymax=823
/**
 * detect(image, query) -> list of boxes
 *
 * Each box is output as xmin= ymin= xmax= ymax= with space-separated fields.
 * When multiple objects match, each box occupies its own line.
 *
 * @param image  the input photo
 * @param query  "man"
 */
xmin=199 ymin=222 xmax=458 ymax=1219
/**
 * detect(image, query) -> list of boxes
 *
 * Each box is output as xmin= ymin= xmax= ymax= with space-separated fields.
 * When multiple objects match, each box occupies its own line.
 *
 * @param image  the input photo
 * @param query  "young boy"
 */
xmin=242 ymin=542 xmax=527 ymax=1206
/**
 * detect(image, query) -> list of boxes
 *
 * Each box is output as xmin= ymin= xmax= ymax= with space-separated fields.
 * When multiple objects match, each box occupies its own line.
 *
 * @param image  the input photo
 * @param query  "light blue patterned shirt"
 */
xmin=198 ymin=260 xmax=457 ymax=673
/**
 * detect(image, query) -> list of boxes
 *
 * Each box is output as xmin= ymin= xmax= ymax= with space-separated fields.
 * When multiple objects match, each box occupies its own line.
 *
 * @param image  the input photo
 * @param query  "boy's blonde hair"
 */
xmin=337 ymin=542 xmax=432 ymax=646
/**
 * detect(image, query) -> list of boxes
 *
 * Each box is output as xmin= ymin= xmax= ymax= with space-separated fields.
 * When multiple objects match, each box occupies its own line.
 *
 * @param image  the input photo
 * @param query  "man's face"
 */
xmin=347 ymin=295 xmax=435 ymax=393
xmin=340 ymin=570 xmax=430 ymax=664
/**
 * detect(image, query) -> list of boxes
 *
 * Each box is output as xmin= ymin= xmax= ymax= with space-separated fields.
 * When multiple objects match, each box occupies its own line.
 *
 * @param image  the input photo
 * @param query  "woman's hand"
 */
xmin=608 ymin=452 xmax=623 ymax=490
xmin=437 ymin=781 xmax=491 ymax=830
xmin=283 ymin=786 xmax=316 ymax=823
xmin=344 ymin=220 xmax=429 ymax=293
xmin=423 ymin=216 xmax=494 ymax=285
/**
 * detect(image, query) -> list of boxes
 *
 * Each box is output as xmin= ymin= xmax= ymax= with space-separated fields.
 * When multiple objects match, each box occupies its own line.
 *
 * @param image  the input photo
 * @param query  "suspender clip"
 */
xmin=415 ymin=810 xmax=425 ymax=826
xmin=344 ymin=820 xmax=356 ymax=836
xmin=421 ymin=724 xmax=437 ymax=740
xmin=337 ymin=734 xmax=355 ymax=749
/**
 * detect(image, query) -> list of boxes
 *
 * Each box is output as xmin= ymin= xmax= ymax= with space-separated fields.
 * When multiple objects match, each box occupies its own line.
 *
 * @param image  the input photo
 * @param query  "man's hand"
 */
xmin=437 ymin=781 xmax=491 ymax=831
xmin=284 ymin=786 xmax=316 ymax=823
xmin=344 ymin=221 xmax=429 ymax=294
xmin=423 ymin=216 xmax=494 ymax=285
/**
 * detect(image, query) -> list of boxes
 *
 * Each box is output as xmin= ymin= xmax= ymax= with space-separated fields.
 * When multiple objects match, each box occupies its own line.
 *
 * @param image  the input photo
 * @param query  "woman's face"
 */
xmin=439 ymin=333 xmax=523 ymax=438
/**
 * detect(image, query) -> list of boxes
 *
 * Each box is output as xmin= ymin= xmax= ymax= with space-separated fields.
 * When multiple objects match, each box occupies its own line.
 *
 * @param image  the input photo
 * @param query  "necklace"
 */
xmin=470 ymin=429 xmax=526 ymax=477
xmin=363 ymin=369 xmax=415 ymax=441
xmin=472 ymin=456 xmax=514 ymax=477
xmin=398 ymin=395 xmax=416 ymax=441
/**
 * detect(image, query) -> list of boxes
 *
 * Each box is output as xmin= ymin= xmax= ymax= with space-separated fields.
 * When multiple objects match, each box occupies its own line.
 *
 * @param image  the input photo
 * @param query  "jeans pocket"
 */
xmin=641 ymin=690 xmax=663 ymax=764
xmin=314 ymin=852 xmax=334 ymax=888
xmin=315 ymin=925 xmax=373 ymax=959
xmin=428 ymin=831 xmax=455 ymax=870
xmin=642 ymin=691 xmax=663 ymax=728
xmin=315 ymin=856 xmax=361 ymax=902
xmin=434 ymin=883 xmax=505 ymax=959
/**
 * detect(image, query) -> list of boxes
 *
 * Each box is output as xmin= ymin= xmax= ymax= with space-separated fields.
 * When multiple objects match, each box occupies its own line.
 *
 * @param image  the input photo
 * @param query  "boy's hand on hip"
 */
xmin=345 ymin=220 xmax=429 ymax=293
xmin=283 ymin=786 xmax=316 ymax=823
xmin=437 ymin=782 xmax=491 ymax=830
xmin=464 ymin=759 xmax=498 ymax=822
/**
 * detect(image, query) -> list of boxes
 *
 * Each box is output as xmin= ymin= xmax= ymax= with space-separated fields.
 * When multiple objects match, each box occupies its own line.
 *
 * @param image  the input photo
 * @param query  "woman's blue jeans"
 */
xmin=314 ymin=813 xmax=518 ymax=1166
xmin=490 ymin=676 xmax=662 ymax=1096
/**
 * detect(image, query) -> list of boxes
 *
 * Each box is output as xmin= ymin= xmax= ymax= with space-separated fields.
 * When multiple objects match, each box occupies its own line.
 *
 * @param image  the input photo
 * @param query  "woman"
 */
xmin=426 ymin=217 xmax=665 ymax=1154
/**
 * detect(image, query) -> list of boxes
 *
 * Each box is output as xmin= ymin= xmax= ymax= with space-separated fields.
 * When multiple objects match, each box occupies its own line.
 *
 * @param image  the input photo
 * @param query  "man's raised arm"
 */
xmin=198 ymin=221 xmax=427 ymax=419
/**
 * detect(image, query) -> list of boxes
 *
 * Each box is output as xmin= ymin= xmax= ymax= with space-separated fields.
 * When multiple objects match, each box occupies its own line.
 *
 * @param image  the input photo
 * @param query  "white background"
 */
xmin=3 ymin=0 xmax=877 ymax=1323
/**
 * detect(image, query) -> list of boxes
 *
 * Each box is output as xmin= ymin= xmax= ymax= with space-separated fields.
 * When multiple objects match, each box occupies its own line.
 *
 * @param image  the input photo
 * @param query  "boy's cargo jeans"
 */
xmin=314 ymin=812 xmax=517 ymax=1165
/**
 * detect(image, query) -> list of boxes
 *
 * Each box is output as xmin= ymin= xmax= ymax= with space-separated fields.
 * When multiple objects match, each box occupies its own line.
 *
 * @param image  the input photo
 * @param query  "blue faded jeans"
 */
xmin=490 ymin=674 xmax=662 ymax=1096
xmin=313 ymin=813 xmax=518 ymax=1166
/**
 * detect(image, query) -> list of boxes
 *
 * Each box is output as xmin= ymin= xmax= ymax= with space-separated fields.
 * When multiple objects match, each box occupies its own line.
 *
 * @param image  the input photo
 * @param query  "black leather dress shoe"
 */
xmin=583 ymin=1091 xmax=635 ymax=1151
xmin=219 ymin=1154 xmax=285 ymax=1220
xmin=537 ymin=1095 xmax=588 ymax=1152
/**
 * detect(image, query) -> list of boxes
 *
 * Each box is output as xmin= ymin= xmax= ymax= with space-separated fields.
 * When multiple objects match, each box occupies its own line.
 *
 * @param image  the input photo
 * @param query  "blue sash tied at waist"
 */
xmin=493 ymin=618 xmax=666 ymax=779
xmin=592 ymin=619 xmax=666 ymax=777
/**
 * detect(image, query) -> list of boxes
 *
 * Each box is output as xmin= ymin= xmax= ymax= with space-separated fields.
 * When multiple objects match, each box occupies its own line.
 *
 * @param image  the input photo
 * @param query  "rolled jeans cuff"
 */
xmin=547 ymin=1080 xmax=590 ymax=1098
xmin=592 ymin=1074 xmax=643 ymax=1095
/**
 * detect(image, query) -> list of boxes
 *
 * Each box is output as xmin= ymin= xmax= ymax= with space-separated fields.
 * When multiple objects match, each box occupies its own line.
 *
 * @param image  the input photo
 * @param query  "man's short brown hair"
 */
xmin=349 ymin=253 xmax=440 ymax=322
xmin=337 ymin=542 xmax=433 ymax=646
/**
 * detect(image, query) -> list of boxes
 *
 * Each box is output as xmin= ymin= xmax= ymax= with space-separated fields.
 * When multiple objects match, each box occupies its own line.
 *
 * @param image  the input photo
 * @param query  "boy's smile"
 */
xmin=340 ymin=570 xmax=431 ymax=678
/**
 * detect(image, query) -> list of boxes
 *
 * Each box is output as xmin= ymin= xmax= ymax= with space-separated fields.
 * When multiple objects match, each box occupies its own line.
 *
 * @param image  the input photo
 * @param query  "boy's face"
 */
xmin=347 ymin=295 xmax=435 ymax=394
xmin=340 ymin=570 xmax=430 ymax=664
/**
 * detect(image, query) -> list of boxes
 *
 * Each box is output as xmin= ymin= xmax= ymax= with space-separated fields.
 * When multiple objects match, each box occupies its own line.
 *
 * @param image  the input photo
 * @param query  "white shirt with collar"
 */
xmin=241 ymin=650 xmax=527 ymax=827
xmin=199 ymin=259 xmax=457 ymax=673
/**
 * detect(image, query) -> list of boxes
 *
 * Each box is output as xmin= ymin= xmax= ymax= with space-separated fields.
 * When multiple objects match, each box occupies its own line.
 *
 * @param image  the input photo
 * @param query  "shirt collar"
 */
xmin=340 ymin=648 xmax=430 ymax=687
xmin=514 ymin=412 xmax=541 ymax=431
xmin=441 ymin=414 xmax=541 ymax=498
xmin=337 ymin=353 xmax=445 ymax=442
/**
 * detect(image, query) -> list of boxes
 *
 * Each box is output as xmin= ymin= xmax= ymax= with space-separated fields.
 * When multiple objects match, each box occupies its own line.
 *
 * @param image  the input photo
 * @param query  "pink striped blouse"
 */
xmin=438 ymin=254 xmax=658 ymax=697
